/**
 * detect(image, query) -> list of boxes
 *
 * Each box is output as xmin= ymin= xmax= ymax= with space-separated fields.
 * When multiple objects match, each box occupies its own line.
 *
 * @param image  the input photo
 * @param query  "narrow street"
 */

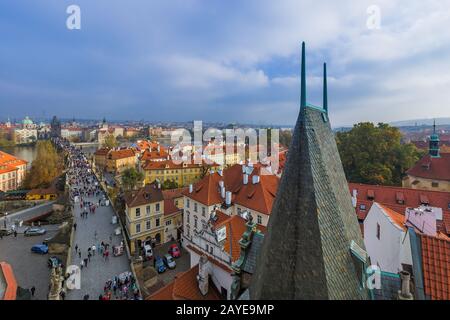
xmin=60 ymin=140 xmax=134 ymax=300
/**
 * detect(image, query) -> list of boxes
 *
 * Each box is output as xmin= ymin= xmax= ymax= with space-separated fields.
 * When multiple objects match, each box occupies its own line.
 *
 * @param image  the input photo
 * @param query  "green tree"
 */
xmin=103 ymin=134 xmax=118 ymax=149
xmin=161 ymin=180 xmax=179 ymax=190
xmin=24 ymin=140 xmax=62 ymax=189
xmin=121 ymin=167 xmax=144 ymax=191
xmin=336 ymin=122 xmax=423 ymax=185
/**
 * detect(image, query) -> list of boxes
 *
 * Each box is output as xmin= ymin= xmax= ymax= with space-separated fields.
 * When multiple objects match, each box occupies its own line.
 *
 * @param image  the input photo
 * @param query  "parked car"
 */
xmin=31 ymin=244 xmax=48 ymax=254
xmin=143 ymin=244 xmax=153 ymax=260
xmin=154 ymin=256 xmax=166 ymax=273
xmin=24 ymin=227 xmax=47 ymax=237
xmin=163 ymin=254 xmax=176 ymax=269
xmin=48 ymin=256 xmax=62 ymax=268
xmin=0 ymin=228 xmax=13 ymax=237
xmin=168 ymin=244 xmax=181 ymax=258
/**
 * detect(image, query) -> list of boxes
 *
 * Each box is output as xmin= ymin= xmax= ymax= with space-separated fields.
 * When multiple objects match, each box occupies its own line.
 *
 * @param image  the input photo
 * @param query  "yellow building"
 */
xmin=106 ymin=149 xmax=137 ymax=174
xmin=125 ymin=183 xmax=165 ymax=253
xmin=142 ymin=160 xmax=219 ymax=187
xmin=26 ymin=186 xmax=58 ymax=200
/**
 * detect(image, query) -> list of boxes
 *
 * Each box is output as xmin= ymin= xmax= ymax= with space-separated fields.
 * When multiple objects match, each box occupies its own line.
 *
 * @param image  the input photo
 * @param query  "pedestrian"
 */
xmin=83 ymin=294 xmax=89 ymax=300
xmin=88 ymin=252 xmax=91 ymax=262
xmin=73 ymin=223 xmax=77 ymax=231
xmin=84 ymin=258 xmax=88 ymax=267
xmin=92 ymin=245 xmax=96 ymax=256
xmin=30 ymin=286 xmax=36 ymax=297
xmin=13 ymin=230 xmax=17 ymax=238
xmin=75 ymin=244 xmax=78 ymax=252
xmin=94 ymin=231 xmax=97 ymax=240
xmin=80 ymin=260 xmax=84 ymax=270
xmin=105 ymin=250 xmax=109 ymax=261
xmin=60 ymin=290 xmax=66 ymax=300
xmin=78 ymin=250 xmax=81 ymax=259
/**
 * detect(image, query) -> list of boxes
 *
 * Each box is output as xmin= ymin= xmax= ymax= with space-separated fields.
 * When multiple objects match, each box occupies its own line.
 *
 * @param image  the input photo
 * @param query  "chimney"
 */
xmin=221 ymin=186 xmax=225 ymax=199
xmin=189 ymin=184 xmax=193 ymax=193
xmin=198 ymin=255 xmax=210 ymax=296
xmin=398 ymin=271 xmax=413 ymax=300
xmin=219 ymin=180 xmax=224 ymax=188
xmin=243 ymin=174 xmax=248 ymax=185
xmin=157 ymin=182 xmax=161 ymax=189
xmin=252 ymin=175 xmax=260 ymax=184
xmin=225 ymin=191 xmax=232 ymax=206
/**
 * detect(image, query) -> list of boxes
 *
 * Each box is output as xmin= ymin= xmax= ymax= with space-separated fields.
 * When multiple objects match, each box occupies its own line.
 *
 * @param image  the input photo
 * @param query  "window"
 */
xmin=136 ymin=223 xmax=141 ymax=233
xmin=165 ymin=219 xmax=172 ymax=226
xmin=359 ymin=204 xmax=366 ymax=211
xmin=376 ymin=223 xmax=380 ymax=240
xmin=209 ymin=246 xmax=213 ymax=254
xmin=187 ymin=199 xmax=190 ymax=208
xmin=135 ymin=208 xmax=141 ymax=218
xmin=175 ymin=200 xmax=179 ymax=207
xmin=206 ymin=244 xmax=209 ymax=252
xmin=146 ymin=205 xmax=150 ymax=215
xmin=257 ymin=215 xmax=262 ymax=224
xmin=186 ymin=225 xmax=190 ymax=237
xmin=156 ymin=218 xmax=160 ymax=227
xmin=194 ymin=216 xmax=198 ymax=229
xmin=237 ymin=207 xmax=242 ymax=215
xmin=202 ymin=207 xmax=206 ymax=217
xmin=156 ymin=203 xmax=160 ymax=212
xmin=194 ymin=203 xmax=198 ymax=212
xmin=186 ymin=211 xmax=190 ymax=224
xmin=432 ymin=181 xmax=439 ymax=188
xmin=146 ymin=220 xmax=151 ymax=230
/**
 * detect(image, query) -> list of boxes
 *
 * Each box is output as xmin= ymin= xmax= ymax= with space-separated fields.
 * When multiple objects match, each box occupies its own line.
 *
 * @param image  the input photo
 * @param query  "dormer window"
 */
xmin=396 ymin=192 xmax=404 ymax=205
xmin=420 ymin=194 xmax=429 ymax=206
xmin=367 ymin=190 xmax=375 ymax=200
xmin=359 ymin=204 xmax=366 ymax=211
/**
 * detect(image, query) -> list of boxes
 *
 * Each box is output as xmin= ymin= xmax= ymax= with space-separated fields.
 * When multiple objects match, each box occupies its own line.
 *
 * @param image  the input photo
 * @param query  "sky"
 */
xmin=0 ymin=0 xmax=449 ymax=127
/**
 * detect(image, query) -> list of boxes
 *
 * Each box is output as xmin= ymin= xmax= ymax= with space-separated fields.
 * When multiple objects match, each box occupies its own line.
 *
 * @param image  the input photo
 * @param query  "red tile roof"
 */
xmin=406 ymin=153 xmax=450 ymax=181
xmin=162 ymin=187 xmax=188 ymax=200
xmin=348 ymin=183 xmax=450 ymax=234
xmin=124 ymin=183 xmax=164 ymax=208
xmin=107 ymin=148 xmax=136 ymax=160
xmin=420 ymin=234 xmax=450 ymax=300
xmin=378 ymin=204 xmax=406 ymax=231
xmin=164 ymin=199 xmax=180 ymax=216
xmin=183 ymin=164 xmax=279 ymax=215
xmin=148 ymin=264 xmax=222 ymax=300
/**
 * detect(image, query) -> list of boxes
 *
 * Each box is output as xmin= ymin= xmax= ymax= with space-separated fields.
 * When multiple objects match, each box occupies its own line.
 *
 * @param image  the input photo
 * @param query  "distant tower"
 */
xmin=429 ymin=119 xmax=440 ymax=158
xmin=250 ymin=42 xmax=369 ymax=300
xmin=50 ymin=116 xmax=61 ymax=138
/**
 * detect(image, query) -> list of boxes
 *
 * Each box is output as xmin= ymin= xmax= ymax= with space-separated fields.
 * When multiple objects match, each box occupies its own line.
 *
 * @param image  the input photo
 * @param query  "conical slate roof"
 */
xmin=250 ymin=43 xmax=369 ymax=300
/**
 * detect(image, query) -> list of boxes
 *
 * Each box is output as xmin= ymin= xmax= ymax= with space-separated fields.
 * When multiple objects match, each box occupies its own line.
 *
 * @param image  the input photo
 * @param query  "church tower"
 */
xmin=429 ymin=120 xmax=440 ymax=158
xmin=250 ymin=42 xmax=369 ymax=300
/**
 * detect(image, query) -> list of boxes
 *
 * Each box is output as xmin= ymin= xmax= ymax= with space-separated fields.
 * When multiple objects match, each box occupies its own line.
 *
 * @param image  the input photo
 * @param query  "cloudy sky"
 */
xmin=0 ymin=0 xmax=449 ymax=126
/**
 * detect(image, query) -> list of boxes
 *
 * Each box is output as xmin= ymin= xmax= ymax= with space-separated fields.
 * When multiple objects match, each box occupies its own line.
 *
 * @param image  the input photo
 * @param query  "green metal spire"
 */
xmin=429 ymin=119 xmax=440 ymax=158
xmin=300 ymin=42 xmax=306 ymax=109
xmin=323 ymin=63 xmax=328 ymax=113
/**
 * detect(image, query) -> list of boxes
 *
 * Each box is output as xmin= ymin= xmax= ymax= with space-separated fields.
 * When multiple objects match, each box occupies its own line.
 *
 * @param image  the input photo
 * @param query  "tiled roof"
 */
xmin=406 ymin=153 xmax=450 ymax=181
xmin=124 ymin=183 xmax=164 ymax=208
xmin=349 ymin=183 xmax=450 ymax=234
xmin=140 ymin=149 xmax=169 ymax=161
xmin=183 ymin=164 xmax=279 ymax=214
xmin=148 ymin=264 xmax=222 ymax=300
xmin=163 ymin=199 xmax=180 ymax=216
xmin=94 ymin=148 xmax=110 ymax=156
xmin=107 ymin=148 xmax=135 ymax=160
xmin=142 ymin=159 xmax=215 ymax=170
xmin=162 ymin=187 xmax=188 ymax=200
xmin=377 ymin=203 xmax=406 ymax=231
xmin=420 ymin=234 xmax=450 ymax=300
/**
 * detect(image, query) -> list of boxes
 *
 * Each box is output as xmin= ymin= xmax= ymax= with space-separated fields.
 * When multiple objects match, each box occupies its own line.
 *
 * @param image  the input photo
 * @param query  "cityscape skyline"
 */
xmin=1 ymin=1 xmax=449 ymax=127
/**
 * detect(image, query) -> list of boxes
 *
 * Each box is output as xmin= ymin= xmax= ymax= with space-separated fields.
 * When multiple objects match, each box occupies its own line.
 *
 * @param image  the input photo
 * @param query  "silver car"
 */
xmin=24 ymin=227 xmax=47 ymax=237
xmin=163 ymin=254 xmax=176 ymax=269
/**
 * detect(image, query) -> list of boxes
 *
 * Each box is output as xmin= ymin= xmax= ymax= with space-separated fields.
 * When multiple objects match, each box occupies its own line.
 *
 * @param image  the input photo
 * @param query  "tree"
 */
xmin=23 ymin=140 xmax=63 ymax=189
xmin=336 ymin=122 xmax=423 ymax=185
xmin=103 ymin=134 xmax=118 ymax=149
xmin=121 ymin=167 xmax=144 ymax=191
xmin=161 ymin=180 xmax=179 ymax=190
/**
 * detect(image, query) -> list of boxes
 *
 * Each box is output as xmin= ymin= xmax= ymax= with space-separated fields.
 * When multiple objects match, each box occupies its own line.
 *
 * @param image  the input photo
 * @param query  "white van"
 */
xmin=144 ymin=244 xmax=153 ymax=260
